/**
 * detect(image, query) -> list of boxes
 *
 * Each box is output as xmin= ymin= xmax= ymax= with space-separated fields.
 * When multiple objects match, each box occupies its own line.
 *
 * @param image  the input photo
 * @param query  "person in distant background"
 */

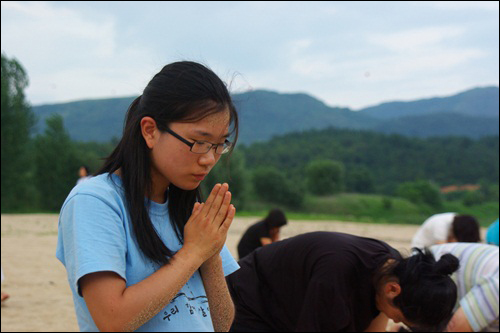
xmin=411 ymin=213 xmax=480 ymax=249
xmin=486 ymin=218 xmax=499 ymax=246
xmin=1 ymin=266 xmax=9 ymax=303
xmin=237 ymin=209 xmax=288 ymax=259
xmin=76 ymin=165 xmax=92 ymax=186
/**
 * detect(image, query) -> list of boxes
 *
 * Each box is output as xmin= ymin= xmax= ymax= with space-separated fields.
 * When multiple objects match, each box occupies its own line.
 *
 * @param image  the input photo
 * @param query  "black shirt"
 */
xmin=237 ymin=220 xmax=270 ymax=259
xmin=227 ymin=232 xmax=402 ymax=332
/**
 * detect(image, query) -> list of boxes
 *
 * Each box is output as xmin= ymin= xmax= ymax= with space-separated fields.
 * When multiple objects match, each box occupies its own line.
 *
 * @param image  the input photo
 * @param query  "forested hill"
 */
xmin=33 ymin=96 xmax=136 ymax=143
xmin=32 ymin=86 xmax=499 ymax=144
xmin=241 ymin=127 xmax=499 ymax=194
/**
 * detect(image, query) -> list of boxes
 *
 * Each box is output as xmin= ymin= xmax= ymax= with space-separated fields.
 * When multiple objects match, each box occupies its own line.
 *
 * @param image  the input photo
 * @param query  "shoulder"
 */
xmin=430 ymin=243 xmax=499 ymax=263
xmin=245 ymin=220 xmax=267 ymax=233
xmin=253 ymin=220 xmax=267 ymax=228
xmin=62 ymin=173 xmax=126 ymax=216
xmin=424 ymin=212 xmax=456 ymax=225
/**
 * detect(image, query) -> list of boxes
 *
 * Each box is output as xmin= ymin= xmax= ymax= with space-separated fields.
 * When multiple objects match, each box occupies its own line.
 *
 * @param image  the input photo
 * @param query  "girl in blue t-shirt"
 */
xmin=57 ymin=61 xmax=239 ymax=332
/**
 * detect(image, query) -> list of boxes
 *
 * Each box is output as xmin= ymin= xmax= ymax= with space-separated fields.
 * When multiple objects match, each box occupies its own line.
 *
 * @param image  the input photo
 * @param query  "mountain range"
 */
xmin=32 ymin=86 xmax=499 ymax=144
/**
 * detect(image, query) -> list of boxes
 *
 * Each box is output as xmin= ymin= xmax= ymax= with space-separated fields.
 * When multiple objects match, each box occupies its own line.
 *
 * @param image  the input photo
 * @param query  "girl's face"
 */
xmin=376 ymin=282 xmax=415 ymax=328
xmin=142 ymin=110 xmax=231 ymax=199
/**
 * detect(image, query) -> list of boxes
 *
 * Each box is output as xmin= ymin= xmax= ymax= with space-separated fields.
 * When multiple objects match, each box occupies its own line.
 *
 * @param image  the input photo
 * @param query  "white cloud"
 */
xmin=423 ymin=1 xmax=500 ymax=11
xmin=284 ymin=25 xmax=486 ymax=86
xmin=361 ymin=26 xmax=487 ymax=83
xmin=1 ymin=1 xmax=155 ymax=104
xmin=2 ymin=1 xmax=116 ymax=59
xmin=369 ymin=26 xmax=466 ymax=52
xmin=1 ymin=1 xmax=498 ymax=109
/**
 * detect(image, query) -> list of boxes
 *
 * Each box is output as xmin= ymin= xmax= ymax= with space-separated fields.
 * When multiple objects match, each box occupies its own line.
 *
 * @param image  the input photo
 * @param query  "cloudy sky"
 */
xmin=1 ymin=1 xmax=498 ymax=109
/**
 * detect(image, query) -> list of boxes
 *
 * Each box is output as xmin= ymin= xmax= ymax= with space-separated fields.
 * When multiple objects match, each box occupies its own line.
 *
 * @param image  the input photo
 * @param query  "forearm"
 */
xmin=85 ymin=247 xmax=204 ymax=332
xmin=200 ymin=256 xmax=235 ymax=332
xmin=123 ymin=248 xmax=205 ymax=331
xmin=446 ymin=307 xmax=473 ymax=332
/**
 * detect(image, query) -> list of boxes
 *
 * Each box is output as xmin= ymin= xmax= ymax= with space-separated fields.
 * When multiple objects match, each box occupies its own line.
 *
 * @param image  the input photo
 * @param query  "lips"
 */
xmin=193 ymin=174 xmax=208 ymax=181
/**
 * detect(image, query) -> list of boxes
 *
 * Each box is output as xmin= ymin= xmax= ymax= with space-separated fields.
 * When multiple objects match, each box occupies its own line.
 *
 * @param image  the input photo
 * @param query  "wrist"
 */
xmin=200 ymin=254 xmax=223 ymax=276
xmin=203 ymin=253 xmax=222 ymax=267
xmin=175 ymin=246 xmax=205 ymax=269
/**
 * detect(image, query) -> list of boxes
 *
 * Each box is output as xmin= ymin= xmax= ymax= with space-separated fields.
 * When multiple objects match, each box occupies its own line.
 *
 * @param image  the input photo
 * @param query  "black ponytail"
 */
xmin=433 ymin=253 xmax=460 ymax=276
xmin=391 ymin=249 xmax=459 ymax=331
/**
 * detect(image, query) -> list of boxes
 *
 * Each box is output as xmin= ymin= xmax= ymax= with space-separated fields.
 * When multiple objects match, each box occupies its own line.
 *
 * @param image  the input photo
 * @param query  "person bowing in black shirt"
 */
xmin=237 ymin=209 xmax=288 ymax=259
xmin=227 ymin=232 xmax=459 ymax=332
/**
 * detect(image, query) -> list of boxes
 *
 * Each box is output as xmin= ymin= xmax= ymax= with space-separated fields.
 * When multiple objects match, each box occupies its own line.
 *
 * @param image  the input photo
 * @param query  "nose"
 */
xmin=198 ymin=147 xmax=218 ymax=166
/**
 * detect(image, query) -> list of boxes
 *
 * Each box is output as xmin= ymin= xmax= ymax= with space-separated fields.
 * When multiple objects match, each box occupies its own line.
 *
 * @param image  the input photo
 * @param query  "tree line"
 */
xmin=2 ymin=54 xmax=499 ymax=213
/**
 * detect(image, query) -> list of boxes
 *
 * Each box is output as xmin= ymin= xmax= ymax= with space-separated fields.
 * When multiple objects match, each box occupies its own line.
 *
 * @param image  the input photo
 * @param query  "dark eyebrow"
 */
xmin=193 ymin=130 xmax=230 ymax=139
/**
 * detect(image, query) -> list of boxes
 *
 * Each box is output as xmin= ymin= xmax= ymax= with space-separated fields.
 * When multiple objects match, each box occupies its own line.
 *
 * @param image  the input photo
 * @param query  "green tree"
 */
xmin=1 ymin=54 xmax=36 ymax=211
xmin=478 ymin=180 xmax=499 ymax=203
xmin=462 ymin=191 xmax=486 ymax=207
xmin=306 ymin=159 xmax=344 ymax=195
xmin=346 ymin=166 xmax=375 ymax=193
xmin=202 ymin=150 xmax=248 ymax=210
xmin=396 ymin=180 xmax=443 ymax=209
xmin=34 ymin=115 xmax=80 ymax=211
xmin=252 ymin=166 xmax=304 ymax=208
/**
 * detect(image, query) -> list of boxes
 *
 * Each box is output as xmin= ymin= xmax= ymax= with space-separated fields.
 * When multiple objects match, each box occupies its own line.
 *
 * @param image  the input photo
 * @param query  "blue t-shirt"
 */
xmin=56 ymin=173 xmax=239 ymax=332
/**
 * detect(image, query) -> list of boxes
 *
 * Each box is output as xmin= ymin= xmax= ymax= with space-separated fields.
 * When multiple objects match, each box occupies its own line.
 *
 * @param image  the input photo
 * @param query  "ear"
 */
xmin=384 ymin=282 xmax=402 ymax=300
xmin=141 ymin=116 xmax=158 ymax=149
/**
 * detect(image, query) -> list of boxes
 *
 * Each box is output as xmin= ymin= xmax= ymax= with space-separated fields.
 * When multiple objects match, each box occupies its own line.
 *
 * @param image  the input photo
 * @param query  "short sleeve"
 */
xmin=459 ymin=276 xmax=500 ymax=332
xmin=220 ymin=245 xmax=240 ymax=276
xmin=56 ymin=193 xmax=128 ymax=297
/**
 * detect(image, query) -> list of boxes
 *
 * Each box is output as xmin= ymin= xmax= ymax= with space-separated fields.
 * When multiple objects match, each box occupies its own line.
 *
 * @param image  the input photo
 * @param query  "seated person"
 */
xmin=486 ymin=219 xmax=499 ymax=246
xmin=237 ymin=208 xmax=287 ymax=259
xmin=429 ymin=243 xmax=499 ymax=332
xmin=411 ymin=213 xmax=480 ymax=249
xmin=227 ymin=231 xmax=459 ymax=332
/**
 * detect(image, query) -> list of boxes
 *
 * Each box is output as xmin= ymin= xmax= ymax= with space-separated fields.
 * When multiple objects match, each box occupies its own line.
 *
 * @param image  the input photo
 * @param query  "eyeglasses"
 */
xmin=164 ymin=127 xmax=232 ymax=155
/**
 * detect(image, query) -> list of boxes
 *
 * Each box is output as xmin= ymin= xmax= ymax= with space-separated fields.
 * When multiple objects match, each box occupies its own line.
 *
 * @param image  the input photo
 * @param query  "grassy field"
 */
xmin=4 ymin=192 xmax=498 ymax=228
xmin=241 ymin=193 xmax=499 ymax=227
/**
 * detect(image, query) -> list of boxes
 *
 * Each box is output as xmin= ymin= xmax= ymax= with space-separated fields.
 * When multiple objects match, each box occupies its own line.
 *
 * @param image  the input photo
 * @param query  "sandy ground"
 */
xmin=0 ymin=214 xmax=486 ymax=332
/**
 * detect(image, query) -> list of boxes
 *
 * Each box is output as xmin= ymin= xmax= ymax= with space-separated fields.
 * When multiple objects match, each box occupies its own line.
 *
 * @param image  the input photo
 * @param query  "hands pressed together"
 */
xmin=183 ymin=183 xmax=236 ymax=263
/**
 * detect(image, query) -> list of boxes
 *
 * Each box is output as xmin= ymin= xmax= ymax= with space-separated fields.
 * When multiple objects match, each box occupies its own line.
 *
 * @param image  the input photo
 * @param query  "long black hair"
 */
xmin=377 ymin=248 xmax=459 ymax=331
xmin=97 ymin=61 xmax=239 ymax=266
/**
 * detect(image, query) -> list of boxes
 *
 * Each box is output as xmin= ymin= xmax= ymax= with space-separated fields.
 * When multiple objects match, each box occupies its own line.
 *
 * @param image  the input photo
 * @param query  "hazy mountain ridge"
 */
xmin=32 ymin=86 xmax=499 ymax=143
xmin=358 ymin=86 xmax=499 ymax=119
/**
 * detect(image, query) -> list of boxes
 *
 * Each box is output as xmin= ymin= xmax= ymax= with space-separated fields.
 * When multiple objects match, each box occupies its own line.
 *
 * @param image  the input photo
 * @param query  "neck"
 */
xmin=149 ymin=169 xmax=169 ymax=203
xmin=114 ymin=168 xmax=169 ymax=204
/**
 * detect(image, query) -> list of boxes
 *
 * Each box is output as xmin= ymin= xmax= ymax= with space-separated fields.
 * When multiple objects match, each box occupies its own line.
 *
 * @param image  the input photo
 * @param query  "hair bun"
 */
xmin=434 ymin=254 xmax=459 ymax=276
